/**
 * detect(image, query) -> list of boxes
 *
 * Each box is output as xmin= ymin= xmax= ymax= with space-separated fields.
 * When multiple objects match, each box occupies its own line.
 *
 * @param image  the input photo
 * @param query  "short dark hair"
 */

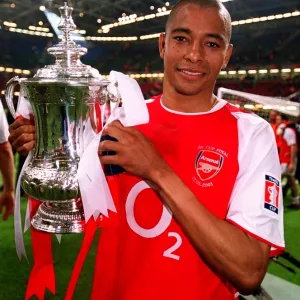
xmin=166 ymin=0 xmax=232 ymax=41
xmin=282 ymin=114 xmax=289 ymax=122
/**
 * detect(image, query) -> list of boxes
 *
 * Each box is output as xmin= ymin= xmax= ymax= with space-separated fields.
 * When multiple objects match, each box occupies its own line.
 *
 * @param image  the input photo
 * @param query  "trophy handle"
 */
xmin=5 ymin=76 xmax=22 ymax=119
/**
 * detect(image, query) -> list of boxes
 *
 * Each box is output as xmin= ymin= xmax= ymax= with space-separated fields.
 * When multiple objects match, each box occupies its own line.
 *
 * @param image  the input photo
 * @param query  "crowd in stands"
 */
xmin=139 ymin=76 xmax=300 ymax=100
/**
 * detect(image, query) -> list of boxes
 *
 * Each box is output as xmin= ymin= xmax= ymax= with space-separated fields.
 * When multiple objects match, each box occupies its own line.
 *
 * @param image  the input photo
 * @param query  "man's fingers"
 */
xmin=99 ymin=140 xmax=121 ymax=153
xmin=103 ymin=126 xmax=126 ymax=143
xmin=11 ymin=125 xmax=35 ymax=136
xmin=103 ymin=124 xmax=139 ymax=145
xmin=11 ymin=133 xmax=35 ymax=150
xmin=3 ymin=210 xmax=9 ymax=221
xmin=99 ymin=153 xmax=123 ymax=166
xmin=18 ymin=141 xmax=35 ymax=156
xmin=9 ymin=117 xmax=34 ymax=132
xmin=98 ymin=139 xmax=126 ymax=166
xmin=9 ymin=126 xmax=35 ymax=145
xmin=3 ymin=206 xmax=14 ymax=221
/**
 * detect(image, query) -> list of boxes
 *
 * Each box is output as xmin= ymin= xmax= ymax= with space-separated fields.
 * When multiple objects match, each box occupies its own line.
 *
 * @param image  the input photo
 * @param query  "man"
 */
xmin=276 ymin=114 xmax=299 ymax=208
xmin=8 ymin=0 xmax=284 ymax=299
xmin=0 ymin=100 xmax=15 ymax=221
xmin=269 ymin=110 xmax=277 ymax=130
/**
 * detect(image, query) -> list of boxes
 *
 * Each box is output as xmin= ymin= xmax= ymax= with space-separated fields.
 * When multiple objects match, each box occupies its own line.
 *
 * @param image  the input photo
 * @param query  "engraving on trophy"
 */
xmin=5 ymin=3 xmax=119 ymax=233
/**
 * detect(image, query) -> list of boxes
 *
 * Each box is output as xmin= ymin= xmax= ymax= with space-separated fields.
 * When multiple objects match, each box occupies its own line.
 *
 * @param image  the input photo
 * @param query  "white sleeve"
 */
xmin=226 ymin=113 xmax=285 ymax=257
xmin=283 ymin=128 xmax=296 ymax=146
xmin=0 ymin=101 xmax=9 ymax=144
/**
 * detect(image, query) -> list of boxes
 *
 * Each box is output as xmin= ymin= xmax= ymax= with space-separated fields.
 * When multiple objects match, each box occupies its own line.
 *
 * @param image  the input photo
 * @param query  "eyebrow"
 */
xmin=170 ymin=28 xmax=192 ymax=35
xmin=170 ymin=28 xmax=226 ymax=43
xmin=206 ymin=33 xmax=226 ymax=43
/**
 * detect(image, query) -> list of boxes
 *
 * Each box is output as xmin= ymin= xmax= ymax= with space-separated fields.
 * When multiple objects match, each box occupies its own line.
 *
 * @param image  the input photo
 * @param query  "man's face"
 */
xmin=276 ymin=115 xmax=282 ymax=125
xmin=159 ymin=4 xmax=232 ymax=96
xmin=269 ymin=111 xmax=277 ymax=123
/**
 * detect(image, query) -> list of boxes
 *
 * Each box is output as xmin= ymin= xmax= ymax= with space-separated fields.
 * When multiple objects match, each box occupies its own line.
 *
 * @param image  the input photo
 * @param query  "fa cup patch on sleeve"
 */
xmin=264 ymin=175 xmax=280 ymax=215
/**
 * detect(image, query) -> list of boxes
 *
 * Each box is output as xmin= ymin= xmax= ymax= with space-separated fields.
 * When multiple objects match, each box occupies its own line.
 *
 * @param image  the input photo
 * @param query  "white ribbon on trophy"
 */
xmin=14 ymin=90 xmax=34 ymax=260
xmin=77 ymin=70 xmax=149 ymax=221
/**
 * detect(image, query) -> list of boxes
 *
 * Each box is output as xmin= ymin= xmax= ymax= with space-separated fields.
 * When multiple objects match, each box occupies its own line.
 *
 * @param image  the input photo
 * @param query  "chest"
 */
xmin=137 ymin=112 xmax=239 ymax=218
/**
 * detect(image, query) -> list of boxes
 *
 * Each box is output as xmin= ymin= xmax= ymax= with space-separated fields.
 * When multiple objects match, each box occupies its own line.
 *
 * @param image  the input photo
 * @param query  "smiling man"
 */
xmin=95 ymin=1 xmax=284 ymax=299
xmin=9 ymin=0 xmax=284 ymax=299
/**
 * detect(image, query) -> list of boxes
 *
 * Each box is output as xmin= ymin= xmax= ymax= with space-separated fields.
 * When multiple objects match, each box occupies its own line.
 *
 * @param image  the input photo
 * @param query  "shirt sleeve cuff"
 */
xmin=226 ymin=218 xmax=285 ymax=257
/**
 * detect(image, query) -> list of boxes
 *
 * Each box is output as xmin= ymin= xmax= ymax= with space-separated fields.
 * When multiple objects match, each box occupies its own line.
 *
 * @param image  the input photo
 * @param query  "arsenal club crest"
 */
xmin=195 ymin=150 xmax=224 ymax=181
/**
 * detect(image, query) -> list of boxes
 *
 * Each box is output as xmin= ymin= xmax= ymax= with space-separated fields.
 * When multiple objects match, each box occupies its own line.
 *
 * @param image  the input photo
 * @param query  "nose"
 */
xmin=184 ymin=41 xmax=204 ymax=63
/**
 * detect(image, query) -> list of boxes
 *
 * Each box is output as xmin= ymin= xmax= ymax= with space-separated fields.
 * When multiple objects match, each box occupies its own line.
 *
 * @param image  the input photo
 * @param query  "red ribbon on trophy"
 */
xmin=25 ymin=197 xmax=55 ymax=300
xmin=65 ymin=102 xmax=121 ymax=299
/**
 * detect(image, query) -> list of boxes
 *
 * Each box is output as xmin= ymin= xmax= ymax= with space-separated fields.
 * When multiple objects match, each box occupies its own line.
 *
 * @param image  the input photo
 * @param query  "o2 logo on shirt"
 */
xmin=264 ymin=175 xmax=280 ymax=215
xmin=195 ymin=150 xmax=224 ymax=181
xmin=125 ymin=181 xmax=182 ymax=261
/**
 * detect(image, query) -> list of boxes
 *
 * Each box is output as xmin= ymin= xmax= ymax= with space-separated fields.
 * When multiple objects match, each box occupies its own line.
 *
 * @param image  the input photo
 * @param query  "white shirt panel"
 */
xmin=0 ymin=101 xmax=9 ymax=144
xmin=226 ymin=112 xmax=285 ymax=253
xmin=283 ymin=127 xmax=296 ymax=147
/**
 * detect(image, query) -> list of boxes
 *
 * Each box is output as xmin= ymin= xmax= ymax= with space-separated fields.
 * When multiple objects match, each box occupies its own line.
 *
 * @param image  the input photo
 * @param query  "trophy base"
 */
xmin=31 ymin=199 xmax=85 ymax=234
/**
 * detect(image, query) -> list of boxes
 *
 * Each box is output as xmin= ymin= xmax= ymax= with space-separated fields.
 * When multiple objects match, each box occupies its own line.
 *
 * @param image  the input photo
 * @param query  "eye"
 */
xmin=207 ymin=42 xmax=220 ymax=48
xmin=173 ymin=36 xmax=187 ymax=42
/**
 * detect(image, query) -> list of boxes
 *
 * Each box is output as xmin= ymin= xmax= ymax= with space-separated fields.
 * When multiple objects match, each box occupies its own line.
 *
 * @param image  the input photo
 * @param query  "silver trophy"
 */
xmin=5 ymin=3 xmax=118 ymax=233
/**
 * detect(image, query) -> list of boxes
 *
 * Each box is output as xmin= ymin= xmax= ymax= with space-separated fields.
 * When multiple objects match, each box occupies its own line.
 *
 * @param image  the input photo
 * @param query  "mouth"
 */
xmin=177 ymin=68 xmax=206 ymax=79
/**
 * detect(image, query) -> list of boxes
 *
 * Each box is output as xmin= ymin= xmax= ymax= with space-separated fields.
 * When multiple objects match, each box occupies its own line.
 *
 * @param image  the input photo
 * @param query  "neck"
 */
xmin=162 ymin=83 xmax=216 ymax=113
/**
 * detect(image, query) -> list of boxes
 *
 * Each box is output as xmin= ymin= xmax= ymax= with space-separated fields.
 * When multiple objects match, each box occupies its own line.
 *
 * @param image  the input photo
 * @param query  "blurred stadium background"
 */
xmin=0 ymin=0 xmax=300 ymax=299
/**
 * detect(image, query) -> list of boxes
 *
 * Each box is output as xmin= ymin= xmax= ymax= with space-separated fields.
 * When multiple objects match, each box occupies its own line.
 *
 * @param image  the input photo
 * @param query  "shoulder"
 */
xmin=222 ymin=103 xmax=276 ymax=153
xmin=284 ymin=127 xmax=295 ymax=134
xmin=283 ymin=127 xmax=296 ymax=139
xmin=223 ymin=102 xmax=272 ymax=136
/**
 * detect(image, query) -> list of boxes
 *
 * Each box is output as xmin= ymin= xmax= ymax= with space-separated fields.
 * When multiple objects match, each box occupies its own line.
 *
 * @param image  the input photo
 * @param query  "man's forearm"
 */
xmin=149 ymin=169 xmax=269 ymax=294
xmin=0 ymin=142 xmax=15 ymax=191
xmin=290 ymin=145 xmax=297 ymax=162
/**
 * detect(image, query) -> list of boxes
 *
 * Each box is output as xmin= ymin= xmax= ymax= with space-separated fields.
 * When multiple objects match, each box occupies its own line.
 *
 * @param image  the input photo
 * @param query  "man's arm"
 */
xmin=99 ymin=120 xmax=278 ymax=295
xmin=0 ymin=101 xmax=15 ymax=220
xmin=289 ymin=145 xmax=297 ymax=172
xmin=0 ymin=141 xmax=15 ymax=220
xmin=149 ymin=169 xmax=269 ymax=295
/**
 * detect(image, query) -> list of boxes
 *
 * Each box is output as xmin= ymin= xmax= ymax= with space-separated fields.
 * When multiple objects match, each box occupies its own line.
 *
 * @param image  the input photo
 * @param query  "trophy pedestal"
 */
xmin=31 ymin=199 xmax=85 ymax=233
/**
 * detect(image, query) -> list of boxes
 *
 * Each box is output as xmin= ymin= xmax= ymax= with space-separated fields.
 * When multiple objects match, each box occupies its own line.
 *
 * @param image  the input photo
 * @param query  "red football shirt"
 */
xmin=278 ymin=127 xmax=297 ymax=164
xmin=91 ymin=95 xmax=284 ymax=300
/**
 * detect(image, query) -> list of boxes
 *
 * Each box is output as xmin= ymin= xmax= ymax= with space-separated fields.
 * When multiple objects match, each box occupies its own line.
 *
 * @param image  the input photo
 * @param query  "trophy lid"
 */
xmin=31 ymin=2 xmax=101 ymax=82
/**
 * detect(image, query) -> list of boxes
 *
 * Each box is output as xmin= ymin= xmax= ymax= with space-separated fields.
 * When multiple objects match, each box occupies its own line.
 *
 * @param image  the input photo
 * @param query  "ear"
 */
xmin=159 ymin=33 xmax=166 ymax=59
xmin=223 ymin=44 xmax=233 ymax=69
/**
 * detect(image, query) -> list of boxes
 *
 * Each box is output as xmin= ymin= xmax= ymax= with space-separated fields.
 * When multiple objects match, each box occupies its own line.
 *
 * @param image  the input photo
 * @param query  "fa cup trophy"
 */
xmin=5 ymin=3 xmax=118 ymax=233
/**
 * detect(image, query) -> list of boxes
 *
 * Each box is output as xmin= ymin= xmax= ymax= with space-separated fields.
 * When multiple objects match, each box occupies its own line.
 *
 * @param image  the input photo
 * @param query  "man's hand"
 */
xmin=9 ymin=116 xmax=35 ymax=156
xmin=288 ymin=162 xmax=295 ymax=173
xmin=98 ymin=121 xmax=171 ymax=181
xmin=0 ymin=190 xmax=14 ymax=221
